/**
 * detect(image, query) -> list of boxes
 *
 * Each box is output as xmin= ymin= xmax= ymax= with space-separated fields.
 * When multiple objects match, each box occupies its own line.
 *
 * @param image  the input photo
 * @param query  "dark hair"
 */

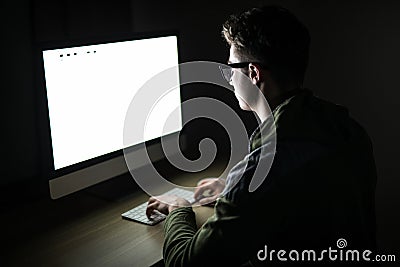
xmin=222 ymin=5 xmax=310 ymax=86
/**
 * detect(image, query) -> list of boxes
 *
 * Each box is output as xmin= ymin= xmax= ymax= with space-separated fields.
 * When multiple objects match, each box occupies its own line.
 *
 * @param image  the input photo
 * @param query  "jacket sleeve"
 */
xmin=163 ymin=196 xmax=255 ymax=267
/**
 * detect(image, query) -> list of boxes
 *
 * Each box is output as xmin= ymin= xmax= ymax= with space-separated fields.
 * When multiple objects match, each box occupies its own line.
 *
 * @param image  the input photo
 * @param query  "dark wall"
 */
xmin=1 ymin=2 xmax=38 ymax=185
xmin=1 ymin=0 xmax=399 ymax=258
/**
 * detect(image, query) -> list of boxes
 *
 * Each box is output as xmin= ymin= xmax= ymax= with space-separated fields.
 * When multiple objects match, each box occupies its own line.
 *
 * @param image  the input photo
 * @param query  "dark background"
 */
xmin=1 ymin=0 xmax=399 ymax=262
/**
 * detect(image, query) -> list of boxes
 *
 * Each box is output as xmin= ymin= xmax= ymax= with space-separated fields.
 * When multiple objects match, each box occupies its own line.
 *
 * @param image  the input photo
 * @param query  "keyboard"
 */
xmin=121 ymin=188 xmax=195 ymax=225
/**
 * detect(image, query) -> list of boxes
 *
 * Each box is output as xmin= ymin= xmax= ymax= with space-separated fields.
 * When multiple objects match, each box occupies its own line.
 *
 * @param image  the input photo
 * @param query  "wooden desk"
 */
xmin=4 ymin=166 xmax=219 ymax=267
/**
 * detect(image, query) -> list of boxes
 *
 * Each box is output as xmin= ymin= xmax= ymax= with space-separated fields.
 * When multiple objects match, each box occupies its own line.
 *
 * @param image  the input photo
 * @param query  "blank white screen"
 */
xmin=43 ymin=35 xmax=182 ymax=170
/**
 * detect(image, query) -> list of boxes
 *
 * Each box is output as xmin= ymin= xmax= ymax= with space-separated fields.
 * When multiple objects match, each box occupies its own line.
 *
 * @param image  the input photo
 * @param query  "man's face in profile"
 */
xmin=229 ymin=46 xmax=258 ymax=112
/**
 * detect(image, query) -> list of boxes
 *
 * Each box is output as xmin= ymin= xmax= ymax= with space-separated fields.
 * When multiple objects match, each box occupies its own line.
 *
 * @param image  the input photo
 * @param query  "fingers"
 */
xmin=199 ymin=195 xmax=218 ymax=206
xmin=197 ymin=178 xmax=212 ymax=186
xmin=146 ymin=201 xmax=159 ymax=218
xmin=194 ymin=185 xmax=206 ymax=200
xmin=146 ymin=194 xmax=194 ymax=218
xmin=194 ymin=178 xmax=216 ymax=200
xmin=146 ymin=195 xmax=165 ymax=218
xmin=148 ymin=196 xmax=156 ymax=205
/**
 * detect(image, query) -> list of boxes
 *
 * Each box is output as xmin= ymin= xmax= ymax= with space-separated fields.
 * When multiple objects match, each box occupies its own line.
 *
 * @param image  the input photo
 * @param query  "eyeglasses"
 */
xmin=219 ymin=62 xmax=266 ymax=84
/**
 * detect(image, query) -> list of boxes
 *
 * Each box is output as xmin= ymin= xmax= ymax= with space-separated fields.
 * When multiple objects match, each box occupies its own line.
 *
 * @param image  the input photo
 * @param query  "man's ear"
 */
xmin=248 ymin=63 xmax=261 ymax=85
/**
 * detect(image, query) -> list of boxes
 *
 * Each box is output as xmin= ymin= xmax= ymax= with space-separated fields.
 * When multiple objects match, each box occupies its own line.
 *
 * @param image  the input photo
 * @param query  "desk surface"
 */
xmin=4 ymin=166 xmax=220 ymax=267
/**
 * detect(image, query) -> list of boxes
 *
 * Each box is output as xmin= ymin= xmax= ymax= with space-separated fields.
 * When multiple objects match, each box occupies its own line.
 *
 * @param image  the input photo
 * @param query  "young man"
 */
xmin=146 ymin=5 xmax=377 ymax=266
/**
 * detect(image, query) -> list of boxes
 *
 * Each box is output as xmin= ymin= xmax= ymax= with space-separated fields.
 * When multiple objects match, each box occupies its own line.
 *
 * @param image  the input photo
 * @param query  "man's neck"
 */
xmin=264 ymin=83 xmax=301 ymax=111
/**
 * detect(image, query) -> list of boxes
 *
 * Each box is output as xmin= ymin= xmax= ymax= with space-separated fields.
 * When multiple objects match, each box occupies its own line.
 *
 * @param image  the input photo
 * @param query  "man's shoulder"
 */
xmin=273 ymin=88 xmax=371 ymax=145
xmin=225 ymin=89 xmax=375 ymax=206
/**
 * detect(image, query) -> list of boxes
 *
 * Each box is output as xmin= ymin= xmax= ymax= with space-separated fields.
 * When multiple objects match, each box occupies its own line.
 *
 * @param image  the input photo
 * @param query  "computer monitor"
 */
xmin=37 ymin=32 xmax=183 ymax=199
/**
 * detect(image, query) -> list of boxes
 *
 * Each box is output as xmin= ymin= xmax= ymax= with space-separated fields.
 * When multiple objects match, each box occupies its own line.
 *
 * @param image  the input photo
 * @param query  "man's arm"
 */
xmin=163 ymin=198 xmax=251 ymax=267
xmin=161 ymin=148 xmax=268 ymax=267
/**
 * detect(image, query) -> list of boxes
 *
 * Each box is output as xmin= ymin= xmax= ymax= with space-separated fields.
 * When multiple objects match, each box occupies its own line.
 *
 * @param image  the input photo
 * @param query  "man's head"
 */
xmin=222 ymin=5 xmax=310 ymax=90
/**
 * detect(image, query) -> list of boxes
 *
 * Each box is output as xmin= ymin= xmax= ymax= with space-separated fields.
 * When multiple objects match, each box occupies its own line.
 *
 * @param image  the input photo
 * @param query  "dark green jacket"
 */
xmin=163 ymin=89 xmax=377 ymax=266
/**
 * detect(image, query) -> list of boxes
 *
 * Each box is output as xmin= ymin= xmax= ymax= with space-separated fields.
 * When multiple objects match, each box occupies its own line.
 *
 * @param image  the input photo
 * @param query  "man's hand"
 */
xmin=194 ymin=178 xmax=225 ymax=206
xmin=146 ymin=194 xmax=191 ymax=219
